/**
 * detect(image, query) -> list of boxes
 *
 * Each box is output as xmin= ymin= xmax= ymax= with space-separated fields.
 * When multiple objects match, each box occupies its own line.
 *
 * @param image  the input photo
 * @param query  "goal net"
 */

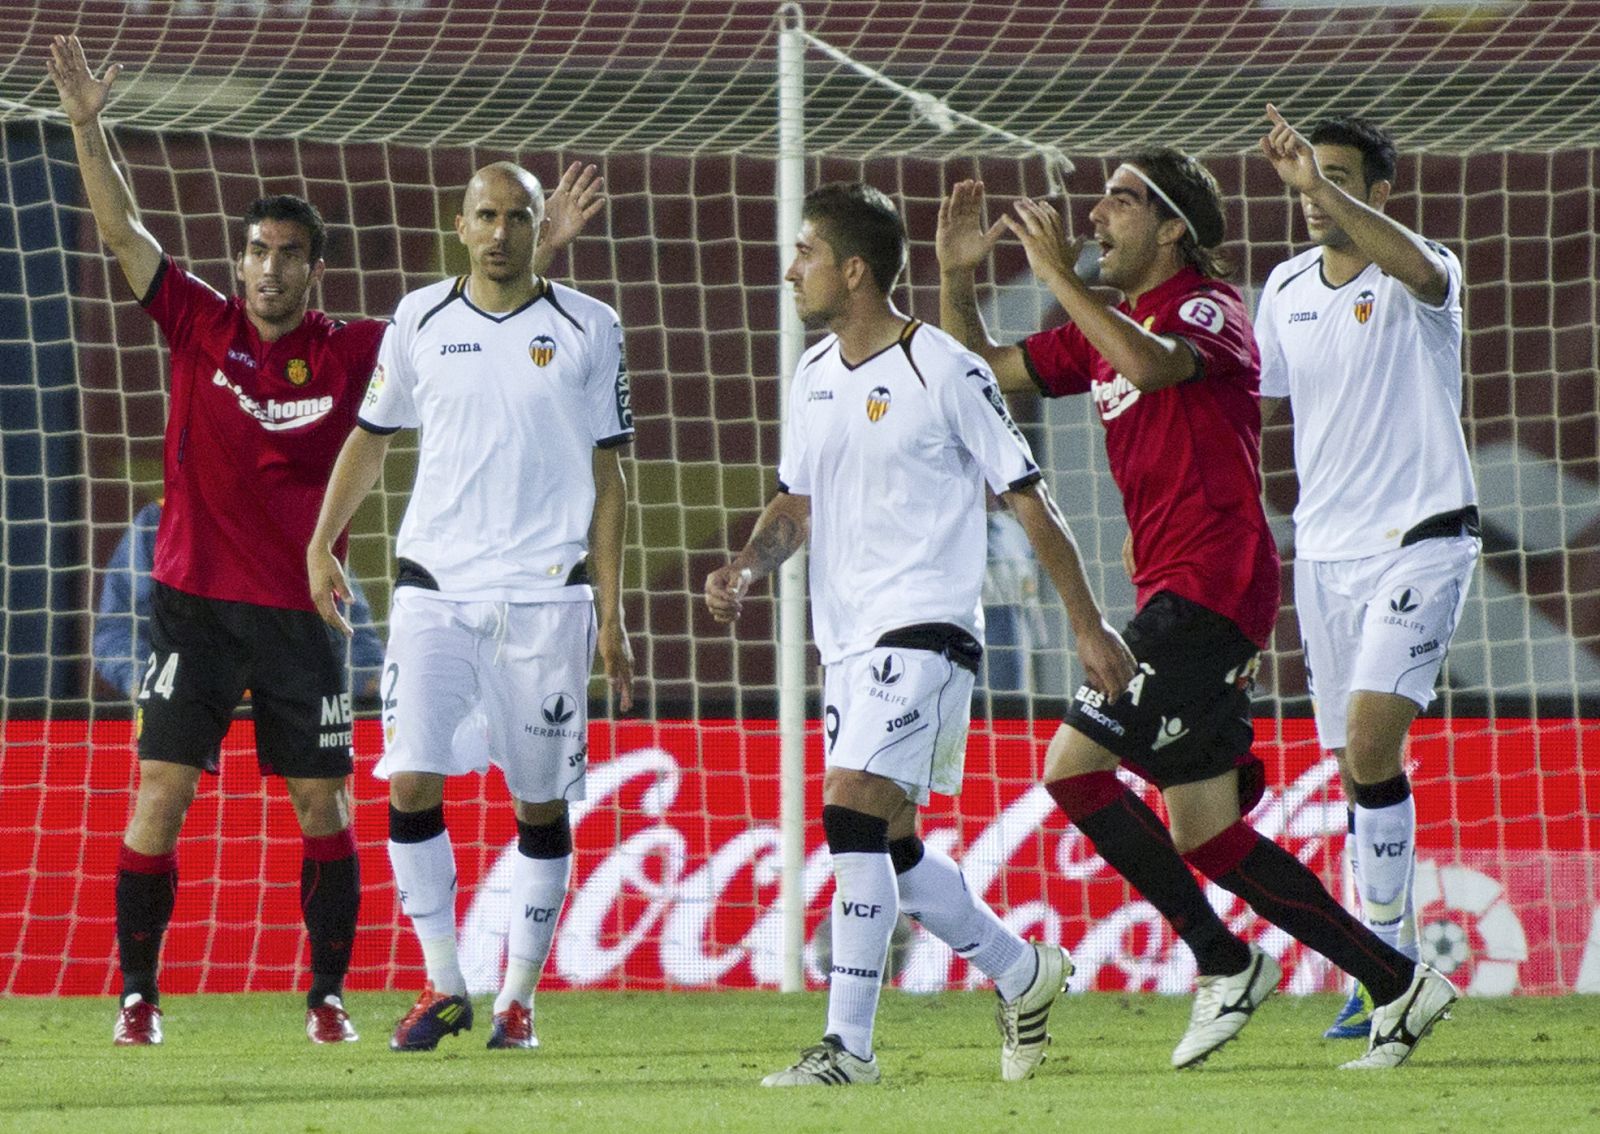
xmin=1 ymin=1 xmax=1595 ymax=1000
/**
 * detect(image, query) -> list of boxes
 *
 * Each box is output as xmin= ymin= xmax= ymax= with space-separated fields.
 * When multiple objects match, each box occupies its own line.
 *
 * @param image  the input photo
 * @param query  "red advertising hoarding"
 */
xmin=2 ymin=717 xmax=1595 ymax=997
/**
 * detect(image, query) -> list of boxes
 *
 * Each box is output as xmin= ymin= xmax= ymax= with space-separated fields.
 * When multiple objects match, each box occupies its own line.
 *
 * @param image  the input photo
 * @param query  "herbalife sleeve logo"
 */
xmin=870 ymin=654 xmax=903 ymax=686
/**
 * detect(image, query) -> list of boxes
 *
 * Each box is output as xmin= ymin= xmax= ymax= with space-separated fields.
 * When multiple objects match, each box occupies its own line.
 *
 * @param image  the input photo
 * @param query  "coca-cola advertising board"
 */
xmin=2 ymin=717 xmax=1596 ymax=996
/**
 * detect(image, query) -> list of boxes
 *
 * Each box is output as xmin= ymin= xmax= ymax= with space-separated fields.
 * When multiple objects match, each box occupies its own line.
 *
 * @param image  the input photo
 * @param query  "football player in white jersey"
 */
xmin=705 ymin=182 xmax=1135 ymax=1087
xmin=1256 ymin=107 xmax=1480 ymax=1040
xmin=307 ymin=161 xmax=634 ymax=1053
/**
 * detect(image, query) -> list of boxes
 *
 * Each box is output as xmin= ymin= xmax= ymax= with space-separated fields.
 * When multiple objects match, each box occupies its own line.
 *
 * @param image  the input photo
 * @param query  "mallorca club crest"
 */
xmin=1353 ymin=290 xmax=1375 ymax=324
xmin=866 ymin=385 xmax=892 ymax=422
xmin=286 ymin=358 xmax=310 ymax=386
xmin=529 ymin=334 xmax=557 ymax=367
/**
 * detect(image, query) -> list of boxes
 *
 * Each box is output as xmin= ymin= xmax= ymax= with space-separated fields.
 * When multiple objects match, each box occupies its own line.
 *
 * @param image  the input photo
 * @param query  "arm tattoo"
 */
xmin=746 ymin=512 xmax=803 ymax=574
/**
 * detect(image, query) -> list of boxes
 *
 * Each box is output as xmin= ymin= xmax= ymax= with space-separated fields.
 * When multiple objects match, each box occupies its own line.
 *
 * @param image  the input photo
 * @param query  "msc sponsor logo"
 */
xmin=213 ymin=370 xmax=333 ymax=431
xmin=1353 ymin=290 xmax=1376 ymax=324
xmin=866 ymin=385 xmax=892 ymax=422
xmin=440 ymin=342 xmax=483 ymax=355
xmin=529 ymin=334 xmax=556 ymax=367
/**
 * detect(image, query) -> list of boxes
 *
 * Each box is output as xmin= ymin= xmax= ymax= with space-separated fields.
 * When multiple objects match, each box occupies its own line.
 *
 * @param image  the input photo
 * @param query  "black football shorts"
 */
xmin=1062 ymin=590 xmax=1262 ymax=797
xmin=136 ymin=581 xmax=354 ymax=778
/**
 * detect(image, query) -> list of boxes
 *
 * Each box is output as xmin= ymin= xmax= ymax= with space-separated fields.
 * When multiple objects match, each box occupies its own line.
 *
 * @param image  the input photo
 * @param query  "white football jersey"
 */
xmin=359 ymin=276 xmax=633 ymax=601
xmin=779 ymin=320 xmax=1042 ymax=664
xmin=1256 ymin=242 xmax=1476 ymax=560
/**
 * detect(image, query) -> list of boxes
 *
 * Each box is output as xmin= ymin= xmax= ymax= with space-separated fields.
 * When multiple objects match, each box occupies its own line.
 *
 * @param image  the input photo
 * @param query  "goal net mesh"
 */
xmin=1 ymin=1 xmax=1595 ymax=998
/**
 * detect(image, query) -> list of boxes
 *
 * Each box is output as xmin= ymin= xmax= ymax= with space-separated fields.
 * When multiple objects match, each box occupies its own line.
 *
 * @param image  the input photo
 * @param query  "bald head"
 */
xmin=463 ymin=162 xmax=544 ymax=221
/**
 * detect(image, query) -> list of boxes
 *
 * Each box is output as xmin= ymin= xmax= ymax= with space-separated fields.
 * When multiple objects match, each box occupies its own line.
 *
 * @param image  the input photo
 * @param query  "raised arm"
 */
xmin=589 ymin=446 xmax=635 ymax=712
xmin=1002 ymin=479 xmax=1136 ymax=699
xmin=1259 ymin=104 xmax=1448 ymax=305
xmin=532 ymin=161 xmax=604 ymax=279
xmin=936 ymin=181 xmax=1034 ymax=393
xmin=306 ymin=427 xmax=393 ymax=635
xmin=1003 ymin=198 xmax=1197 ymax=392
xmin=703 ymin=491 xmax=811 ymax=624
xmin=46 ymin=35 xmax=161 ymax=299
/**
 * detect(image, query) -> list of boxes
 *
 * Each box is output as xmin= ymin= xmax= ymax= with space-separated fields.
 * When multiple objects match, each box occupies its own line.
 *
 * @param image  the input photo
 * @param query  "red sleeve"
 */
xmin=1020 ymin=323 xmax=1094 ymax=397
xmin=139 ymin=255 xmax=229 ymax=355
xmin=1149 ymin=284 xmax=1259 ymax=391
xmin=337 ymin=317 xmax=388 ymax=376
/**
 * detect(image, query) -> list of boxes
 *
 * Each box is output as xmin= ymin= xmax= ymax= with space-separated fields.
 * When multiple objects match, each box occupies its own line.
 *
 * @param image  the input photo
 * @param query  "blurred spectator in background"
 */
xmin=94 ymin=499 xmax=385 ymax=704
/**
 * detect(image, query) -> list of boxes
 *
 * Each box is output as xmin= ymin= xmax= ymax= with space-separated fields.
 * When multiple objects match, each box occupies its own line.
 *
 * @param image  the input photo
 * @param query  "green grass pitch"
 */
xmin=2 ymin=990 xmax=1596 ymax=1133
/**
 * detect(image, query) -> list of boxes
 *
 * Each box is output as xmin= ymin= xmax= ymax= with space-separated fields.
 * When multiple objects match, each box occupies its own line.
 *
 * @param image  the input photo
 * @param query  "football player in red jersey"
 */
xmin=48 ymin=34 xmax=600 ymax=1049
xmin=936 ymin=150 xmax=1454 ymax=1070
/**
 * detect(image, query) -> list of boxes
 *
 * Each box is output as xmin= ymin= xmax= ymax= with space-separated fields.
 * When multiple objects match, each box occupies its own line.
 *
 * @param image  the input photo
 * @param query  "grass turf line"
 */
xmin=1 ymin=990 xmax=1596 ymax=1133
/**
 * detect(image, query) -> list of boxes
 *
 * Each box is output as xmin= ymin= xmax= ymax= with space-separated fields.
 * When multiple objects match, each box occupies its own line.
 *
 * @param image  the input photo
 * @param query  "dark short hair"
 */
xmin=801 ymin=182 xmax=907 ymax=295
xmin=1125 ymin=147 xmax=1230 ymax=278
xmin=242 ymin=195 xmax=326 ymax=262
xmin=1308 ymin=116 xmax=1397 ymax=190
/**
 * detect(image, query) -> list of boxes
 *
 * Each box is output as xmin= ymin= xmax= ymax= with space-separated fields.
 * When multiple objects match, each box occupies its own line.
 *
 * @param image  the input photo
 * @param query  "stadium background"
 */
xmin=1 ymin=1 xmax=1596 ymax=999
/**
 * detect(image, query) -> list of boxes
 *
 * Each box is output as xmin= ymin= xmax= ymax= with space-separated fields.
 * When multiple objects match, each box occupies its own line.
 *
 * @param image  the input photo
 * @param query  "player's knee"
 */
xmin=389 ymin=771 xmax=445 ymax=813
xmin=285 ymin=776 xmax=351 ymax=837
xmin=821 ymin=805 xmax=889 ymax=856
xmin=1042 ymin=722 xmax=1117 ymax=781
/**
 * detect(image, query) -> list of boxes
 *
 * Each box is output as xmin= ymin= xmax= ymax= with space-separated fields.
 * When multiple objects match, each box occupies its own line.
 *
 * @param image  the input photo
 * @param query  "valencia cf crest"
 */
xmin=286 ymin=358 xmax=310 ymax=386
xmin=1353 ymin=290 xmax=1375 ymax=324
xmin=866 ymin=385 xmax=892 ymax=422
xmin=529 ymin=335 xmax=557 ymax=367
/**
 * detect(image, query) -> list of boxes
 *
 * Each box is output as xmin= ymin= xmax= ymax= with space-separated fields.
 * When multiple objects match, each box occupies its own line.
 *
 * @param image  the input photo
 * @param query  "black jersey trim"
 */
xmin=538 ymin=282 xmax=586 ymax=332
xmin=1020 ymin=339 xmax=1055 ymax=397
xmin=137 ymin=256 xmax=170 ymax=308
xmin=416 ymin=277 xmax=467 ymax=331
xmin=896 ymin=320 xmax=927 ymax=386
xmin=595 ymin=431 xmax=635 ymax=450
xmin=356 ymin=417 xmax=403 ymax=436
xmin=799 ymin=337 xmax=835 ymax=371
xmin=838 ymin=320 xmax=918 ymax=371
xmin=1006 ymin=469 xmax=1044 ymax=493
xmin=1316 ymin=257 xmax=1369 ymax=292
xmin=1167 ymin=334 xmax=1205 ymax=384
xmin=459 ymin=277 xmax=551 ymax=325
xmin=1274 ymin=258 xmax=1322 ymax=294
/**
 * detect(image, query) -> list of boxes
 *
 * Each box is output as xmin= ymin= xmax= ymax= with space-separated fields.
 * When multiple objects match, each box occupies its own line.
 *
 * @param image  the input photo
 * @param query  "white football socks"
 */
xmin=1354 ymin=794 xmax=1418 ymax=960
xmin=388 ymin=830 xmax=467 ymax=995
xmin=495 ymin=852 xmax=571 ymax=1014
xmin=824 ymin=851 xmax=899 ymax=1060
xmin=896 ymin=845 xmax=1034 ymax=1001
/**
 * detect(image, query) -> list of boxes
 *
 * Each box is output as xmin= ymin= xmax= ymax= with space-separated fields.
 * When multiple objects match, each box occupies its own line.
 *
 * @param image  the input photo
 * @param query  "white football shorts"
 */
xmin=1295 ymin=534 xmax=1479 ymax=750
xmin=376 ymin=588 xmax=596 ymax=802
xmin=822 ymin=643 xmax=976 ymax=805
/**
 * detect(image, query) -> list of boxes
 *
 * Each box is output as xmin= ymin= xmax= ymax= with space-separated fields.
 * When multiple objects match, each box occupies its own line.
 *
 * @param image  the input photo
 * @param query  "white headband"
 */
xmin=1116 ymin=162 xmax=1197 ymax=244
